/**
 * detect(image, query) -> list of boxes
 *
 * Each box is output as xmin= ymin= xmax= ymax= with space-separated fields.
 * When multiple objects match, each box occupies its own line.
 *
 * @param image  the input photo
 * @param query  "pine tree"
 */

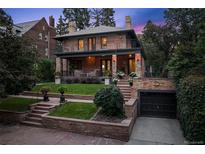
xmin=101 ymin=8 xmax=115 ymax=27
xmin=91 ymin=8 xmax=102 ymax=27
xmin=63 ymin=8 xmax=90 ymax=30
xmin=56 ymin=15 xmax=67 ymax=35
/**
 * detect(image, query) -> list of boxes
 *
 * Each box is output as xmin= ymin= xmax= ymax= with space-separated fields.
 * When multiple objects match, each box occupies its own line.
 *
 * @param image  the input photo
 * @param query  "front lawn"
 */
xmin=32 ymin=83 xmax=106 ymax=95
xmin=0 ymin=97 xmax=39 ymax=112
xmin=49 ymin=102 xmax=97 ymax=120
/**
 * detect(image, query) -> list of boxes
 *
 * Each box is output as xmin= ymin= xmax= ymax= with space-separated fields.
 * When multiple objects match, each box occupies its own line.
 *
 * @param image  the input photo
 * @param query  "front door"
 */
xmin=101 ymin=59 xmax=112 ymax=76
xmin=128 ymin=58 xmax=135 ymax=74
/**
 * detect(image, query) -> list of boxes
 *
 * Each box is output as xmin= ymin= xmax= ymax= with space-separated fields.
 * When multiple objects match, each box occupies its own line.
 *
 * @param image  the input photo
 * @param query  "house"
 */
xmin=13 ymin=16 xmax=56 ymax=59
xmin=54 ymin=16 xmax=145 ymax=79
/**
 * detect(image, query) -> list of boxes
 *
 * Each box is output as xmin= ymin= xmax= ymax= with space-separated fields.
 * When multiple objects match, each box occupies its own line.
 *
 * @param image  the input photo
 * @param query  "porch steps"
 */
xmin=21 ymin=103 xmax=58 ymax=127
xmin=117 ymin=79 xmax=132 ymax=102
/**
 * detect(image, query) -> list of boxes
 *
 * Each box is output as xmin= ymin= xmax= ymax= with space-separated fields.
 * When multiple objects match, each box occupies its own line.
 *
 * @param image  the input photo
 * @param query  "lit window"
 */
xmin=101 ymin=37 xmax=107 ymax=49
xmin=38 ymin=33 xmax=42 ymax=40
xmin=78 ymin=39 xmax=84 ymax=50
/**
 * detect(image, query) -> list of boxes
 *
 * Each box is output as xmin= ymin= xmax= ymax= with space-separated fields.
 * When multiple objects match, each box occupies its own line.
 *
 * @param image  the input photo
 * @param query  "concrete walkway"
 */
xmin=10 ymin=95 xmax=93 ymax=103
xmin=127 ymin=117 xmax=186 ymax=145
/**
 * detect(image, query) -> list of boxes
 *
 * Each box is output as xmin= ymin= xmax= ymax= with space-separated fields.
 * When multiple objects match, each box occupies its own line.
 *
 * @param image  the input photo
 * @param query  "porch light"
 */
xmin=129 ymin=54 xmax=132 ymax=58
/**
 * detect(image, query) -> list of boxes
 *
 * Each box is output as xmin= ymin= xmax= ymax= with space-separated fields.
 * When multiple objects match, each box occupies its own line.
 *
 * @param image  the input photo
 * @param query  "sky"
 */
xmin=4 ymin=8 xmax=166 ymax=34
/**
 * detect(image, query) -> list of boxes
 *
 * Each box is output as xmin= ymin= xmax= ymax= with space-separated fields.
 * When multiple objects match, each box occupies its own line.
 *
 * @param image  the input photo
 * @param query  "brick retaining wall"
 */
xmin=42 ymin=114 xmax=134 ymax=141
xmin=0 ymin=110 xmax=28 ymax=123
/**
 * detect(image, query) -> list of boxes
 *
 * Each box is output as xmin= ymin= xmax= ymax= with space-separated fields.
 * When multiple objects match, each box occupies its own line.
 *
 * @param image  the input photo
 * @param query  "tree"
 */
xmin=63 ymin=8 xmax=90 ymax=30
xmin=101 ymin=8 xmax=115 ymax=27
xmin=143 ymin=20 xmax=178 ymax=77
xmin=35 ymin=59 xmax=55 ymax=82
xmin=91 ymin=8 xmax=102 ymax=27
xmin=56 ymin=15 xmax=67 ymax=35
xmin=0 ymin=9 xmax=37 ymax=96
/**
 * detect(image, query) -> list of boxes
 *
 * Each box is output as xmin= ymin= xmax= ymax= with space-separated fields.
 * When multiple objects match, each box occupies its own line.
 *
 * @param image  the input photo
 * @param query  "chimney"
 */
xmin=49 ymin=16 xmax=55 ymax=27
xmin=125 ymin=16 xmax=132 ymax=29
xmin=68 ymin=21 xmax=77 ymax=33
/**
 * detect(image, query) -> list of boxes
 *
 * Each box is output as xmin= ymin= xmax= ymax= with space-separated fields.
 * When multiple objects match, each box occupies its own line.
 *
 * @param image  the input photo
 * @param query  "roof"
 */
xmin=55 ymin=48 xmax=142 ymax=58
xmin=14 ymin=20 xmax=40 ymax=35
xmin=55 ymin=25 xmax=136 ymax=40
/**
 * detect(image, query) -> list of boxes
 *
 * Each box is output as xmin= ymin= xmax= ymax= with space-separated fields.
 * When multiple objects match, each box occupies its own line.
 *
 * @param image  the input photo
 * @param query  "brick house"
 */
xmin=13 ymin=16 xmax=56 ymax=59
xmin=54 ymin=16 xmax=145 ymax=79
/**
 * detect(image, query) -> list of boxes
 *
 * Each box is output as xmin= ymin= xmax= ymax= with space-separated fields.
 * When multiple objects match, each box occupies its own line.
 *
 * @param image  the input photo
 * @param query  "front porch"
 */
xmin=55 ymin=51 xmax=144 ymax=79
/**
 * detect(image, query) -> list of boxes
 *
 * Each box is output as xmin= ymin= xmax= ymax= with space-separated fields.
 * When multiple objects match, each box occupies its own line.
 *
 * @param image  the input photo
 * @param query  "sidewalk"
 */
xmin=10 ymin=95 xmax=93 ymax=103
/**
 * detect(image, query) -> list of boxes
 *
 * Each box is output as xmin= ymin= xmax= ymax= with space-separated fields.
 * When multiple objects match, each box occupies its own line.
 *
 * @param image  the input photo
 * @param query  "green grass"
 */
xmin=49 ymin=102 xmax=97 ymax=120
xmin=32 ymin=83 xmax=106 ymax=95
xmin=0 ymin=97 xmax=39 ymax=112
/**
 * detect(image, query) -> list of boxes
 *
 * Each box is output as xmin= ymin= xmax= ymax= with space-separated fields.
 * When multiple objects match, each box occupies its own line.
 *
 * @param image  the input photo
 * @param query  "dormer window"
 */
xmin=78 ymin=39 xmax=84 ymax=50
xmin=101 ymin=37 xmax=107 ymax=49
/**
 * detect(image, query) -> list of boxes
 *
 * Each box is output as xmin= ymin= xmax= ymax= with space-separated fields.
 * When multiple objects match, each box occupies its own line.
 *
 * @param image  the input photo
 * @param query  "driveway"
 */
xmin=0 ymin=124 xmax=124 ymax=145
xmin=127 ymin=117 xmax=186 ymax=145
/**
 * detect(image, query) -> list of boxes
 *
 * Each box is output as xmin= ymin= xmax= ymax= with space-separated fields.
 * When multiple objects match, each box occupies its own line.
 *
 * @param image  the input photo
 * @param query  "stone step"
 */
xmin=32 ymin=109 xmax=48 ymax=114
xmin=21 ymin=120 xmax=43 ymax=127
xmin=28 ymin=113 xmax=42 ymax=118
xmin=35 ymin=105 xmax=53 ymax=110
xmin=37 ymin=103 xmax=55 ymax=107
xmin=26 ymin=116 xmax=42 ymax=123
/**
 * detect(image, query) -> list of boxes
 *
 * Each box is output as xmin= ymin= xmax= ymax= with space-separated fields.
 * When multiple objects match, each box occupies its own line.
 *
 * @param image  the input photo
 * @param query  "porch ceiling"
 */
xmin=54 ymin=48 xmax=142 ymax=58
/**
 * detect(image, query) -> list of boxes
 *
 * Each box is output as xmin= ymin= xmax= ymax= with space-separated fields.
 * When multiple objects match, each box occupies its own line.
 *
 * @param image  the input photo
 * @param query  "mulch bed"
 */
xmin=92 ymin=110 xmax=126 ymax=123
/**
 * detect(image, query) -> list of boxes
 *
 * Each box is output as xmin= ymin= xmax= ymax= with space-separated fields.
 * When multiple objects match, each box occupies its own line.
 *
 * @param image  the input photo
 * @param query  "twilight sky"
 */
xmin=4 ymin=8 xmax=166 ymax=34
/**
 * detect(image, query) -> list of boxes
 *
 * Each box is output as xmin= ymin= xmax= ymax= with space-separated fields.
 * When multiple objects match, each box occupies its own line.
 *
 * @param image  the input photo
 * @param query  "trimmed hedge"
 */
xmin=177 ymin=75 xmax=205 ymax=143
xmin=94 ymin=85 xmax=124 ymax=116
xmin=61 ymin=77 xmax=101 ymax=84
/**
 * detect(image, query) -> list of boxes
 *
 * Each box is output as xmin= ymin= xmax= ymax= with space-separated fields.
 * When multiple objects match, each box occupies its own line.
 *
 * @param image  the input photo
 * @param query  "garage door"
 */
xmin=139 ymin=91 xmax=177 ymax=119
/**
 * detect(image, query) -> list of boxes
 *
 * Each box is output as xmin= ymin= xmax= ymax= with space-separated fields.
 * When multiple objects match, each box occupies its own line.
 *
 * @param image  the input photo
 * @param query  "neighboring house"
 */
xmin=13 ymin=16 xmax=56 ymax=59
xmin=54 ymin=16 xmax=145 ymax=78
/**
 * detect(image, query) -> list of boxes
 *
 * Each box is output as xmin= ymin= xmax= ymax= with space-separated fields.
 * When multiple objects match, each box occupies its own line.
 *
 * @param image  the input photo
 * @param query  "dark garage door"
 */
xmin=139 ymin=91 xmax=177 ymax=118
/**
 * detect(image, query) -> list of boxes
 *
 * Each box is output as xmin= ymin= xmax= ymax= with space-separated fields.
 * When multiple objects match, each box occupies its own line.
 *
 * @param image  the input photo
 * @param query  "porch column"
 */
xmin=112 ymin=54 xmax=117 ymax=76
xmin=62 ymin=58 xmax=68 ymax=76
xmin=135 ymin=53 xmax=142 ymax=77
xmin=55 ymin=57 xmax=61 ymax=74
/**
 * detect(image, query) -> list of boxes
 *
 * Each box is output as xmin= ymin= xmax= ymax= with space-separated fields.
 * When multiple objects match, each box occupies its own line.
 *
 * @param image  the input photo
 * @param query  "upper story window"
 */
xmin=101 ymin=36 xmax=107 ymax=49
xmin=88 ymin=37 xmax=96 ymax=51
xmin=45 ymin=35 xmax=48 ymax=41
xmin=38 ymin=33 xmax=43 ymax=40
xmin=43 ymin=26 xmax=45 ymax=31
xmin=78 ymin=39 xmax=84 ymax=50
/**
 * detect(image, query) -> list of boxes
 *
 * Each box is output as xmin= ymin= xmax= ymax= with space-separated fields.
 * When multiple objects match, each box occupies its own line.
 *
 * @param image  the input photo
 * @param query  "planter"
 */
xmin=55 ymin=76 xmax=61 ymax=84
xmin=104 ymin=78 xmax=111 ymax=85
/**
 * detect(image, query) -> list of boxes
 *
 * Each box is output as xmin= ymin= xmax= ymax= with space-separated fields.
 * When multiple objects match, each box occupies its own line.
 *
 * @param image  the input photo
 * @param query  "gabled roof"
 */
xmin=55 ymin=25 xmax=136 ymax=40
xmin=15 ymin=20 xmax=40 ymax=35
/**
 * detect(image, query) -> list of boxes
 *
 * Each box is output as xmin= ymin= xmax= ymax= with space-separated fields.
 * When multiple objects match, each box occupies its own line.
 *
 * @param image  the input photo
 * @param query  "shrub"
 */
xmin=57 ymin=86 xmax=67 ymax=94
xmin=177 ymin=75 xmax=205 ymax=143
xmin=94 ymin=85 xmax=124 ymax=116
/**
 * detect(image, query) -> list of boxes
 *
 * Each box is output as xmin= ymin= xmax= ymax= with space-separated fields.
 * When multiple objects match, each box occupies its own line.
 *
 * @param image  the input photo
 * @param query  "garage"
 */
xmin=139 ymin=90 xmax=177 ymax=119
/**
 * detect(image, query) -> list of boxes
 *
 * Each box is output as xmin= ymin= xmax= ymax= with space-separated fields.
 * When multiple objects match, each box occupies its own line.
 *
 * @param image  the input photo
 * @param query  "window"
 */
xmin=45 ymin=48 xmax=48 ymax=56
xmin=88 ymin=37 xmax=96 ymax=51
xmin=43 ymin=26 xmax=45 ymax=31
xmin=45 ymin=35 xmax=48 ymax=41
xmin=78 ymin=39 xmax=84 ymax=50
xmin=38 ymin=33 xmax=42 ymax=40
xmin=101 ymin=37 xmax=107 ymax=49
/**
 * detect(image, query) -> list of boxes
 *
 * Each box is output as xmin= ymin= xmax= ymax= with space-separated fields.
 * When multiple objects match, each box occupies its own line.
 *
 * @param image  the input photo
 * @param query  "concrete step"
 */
xmin=37 ymin=103 xmax=55 ymax=107
xmin=28 ymin=113 xmax=42 ymax=118
xmin=21 ymin=120 xmax=43 ymax=127
xmin=26 ymin=117 xmax=42 ymax=123
xmin=32 ymin=109 xmax=48 ymax=114
xmin=35 ymin=106 xmax=53 ymax=110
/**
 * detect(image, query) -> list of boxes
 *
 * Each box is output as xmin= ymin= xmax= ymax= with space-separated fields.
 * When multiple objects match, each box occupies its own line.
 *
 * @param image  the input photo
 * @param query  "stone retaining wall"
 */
xmin=0 ymin=110 xmax=28 ymax=123
xmin=22 ymin=91 xmax=94 ymax=100
xmin=42 ymin=114 xmax=134 ymax=141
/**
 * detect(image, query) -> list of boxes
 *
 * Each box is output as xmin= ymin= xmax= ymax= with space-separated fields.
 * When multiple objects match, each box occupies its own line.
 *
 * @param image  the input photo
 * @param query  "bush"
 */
xmin=94 ymin=85 xmax=124 ymax=116
xmin=36 ymin=59 xmax=55 ymax=82
xmin=177 ymin=75 xmax=205 ymax=143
